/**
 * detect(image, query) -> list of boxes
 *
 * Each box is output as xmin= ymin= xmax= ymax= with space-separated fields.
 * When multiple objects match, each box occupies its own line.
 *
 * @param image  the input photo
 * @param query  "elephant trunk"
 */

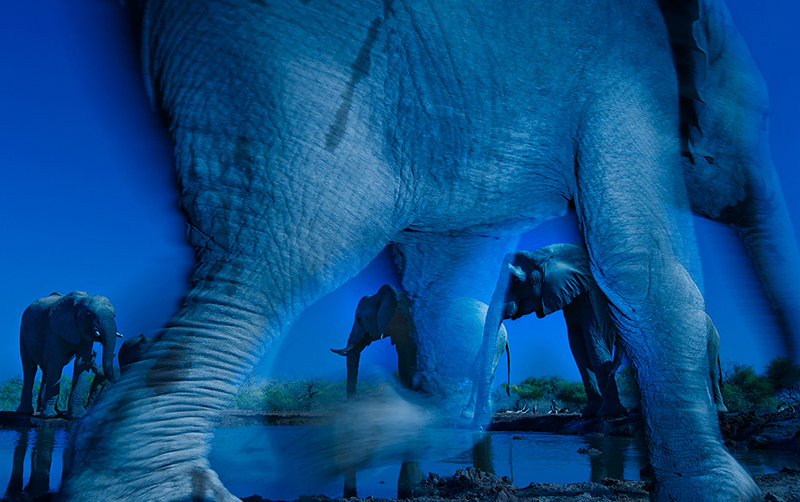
xmin=474 ymin=255 xmax=513 ymax=427
xmin=345 ymin=350 xmax=361 ymax=399
xmin=97 ymin=313 xmax=119 ymax=384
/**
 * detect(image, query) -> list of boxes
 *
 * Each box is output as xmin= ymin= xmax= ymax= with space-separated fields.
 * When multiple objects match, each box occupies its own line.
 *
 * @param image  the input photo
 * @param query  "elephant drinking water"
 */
xmin=17 ymin=291 xmax=120 ymax=419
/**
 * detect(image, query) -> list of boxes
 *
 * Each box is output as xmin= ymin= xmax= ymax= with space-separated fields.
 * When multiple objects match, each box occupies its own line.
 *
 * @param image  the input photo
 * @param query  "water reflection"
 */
xmin=341 ymin=433 xmax=492 ymax=498
xmin=0 ymin=426 xmax=794 ymax=500
xmin=2 ymin=428 xmax=64 ymax=501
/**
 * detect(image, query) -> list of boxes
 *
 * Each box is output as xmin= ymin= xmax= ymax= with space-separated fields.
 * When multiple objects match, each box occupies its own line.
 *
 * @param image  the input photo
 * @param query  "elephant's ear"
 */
xmin=49 ymin=293 xmax=82 ymax=344
xmin=375 ymin=284 xmax=399 ymax=336
xmin=540 ymin=244 xmax=595 ymax=316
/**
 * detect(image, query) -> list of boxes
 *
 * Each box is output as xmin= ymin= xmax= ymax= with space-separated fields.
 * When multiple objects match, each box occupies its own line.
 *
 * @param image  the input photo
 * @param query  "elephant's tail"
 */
xmin=506 ymin=342 xmax=511 ymax=396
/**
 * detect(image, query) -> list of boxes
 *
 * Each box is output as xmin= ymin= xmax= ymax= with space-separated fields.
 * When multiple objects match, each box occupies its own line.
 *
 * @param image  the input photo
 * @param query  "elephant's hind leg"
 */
xmin=61 ymin=143 xmax=410 ymax=501
xmin=575 ymin=70 xmax=759 ymax=501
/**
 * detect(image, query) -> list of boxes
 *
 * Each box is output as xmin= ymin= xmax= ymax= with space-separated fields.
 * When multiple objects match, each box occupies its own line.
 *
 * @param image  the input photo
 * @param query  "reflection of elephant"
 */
xmin=332 ymin=284 xmax=508 ymax=417
xmin=4 ymin=428 xmax=57 ymax=500
xmin=331 ymin=284 xmax=417 ymax=396
xmin=492 ymin=244 xmax=627 ymax=417
xmin=17 ymin=291 xmax=119 ymax=419
xmin=64 ymin=1 xmax=799 ymax=500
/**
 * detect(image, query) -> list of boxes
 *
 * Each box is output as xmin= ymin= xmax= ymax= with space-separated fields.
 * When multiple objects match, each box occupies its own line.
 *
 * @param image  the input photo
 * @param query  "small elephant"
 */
xmin=331 ymin=284 xmax=417 ymax=397
xmin=489 ymin=244 xmax=627 ymax=417
xmin=17 ymin=291 xmax=120 ymax=419
xmin=118 ymin=334 xmax=153 ymax=376
xmin=332 ymin=284 xmax=508 ymax=417
xmin=487 ymin=243 xmax=728 ymax=416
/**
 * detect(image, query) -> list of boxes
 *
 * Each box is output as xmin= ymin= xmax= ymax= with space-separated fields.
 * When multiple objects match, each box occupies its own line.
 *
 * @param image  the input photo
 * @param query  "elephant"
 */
xmin=332 ymin=284 xmax=509 ymax=417
xmin=331 ymin=284 xmax=418 ymax=397
xmin=17 ymin=291 xmax=119 ymax=419
xmin=60 ymin=0 xmax=800 ymax=500
xmin=492 ymin=244 xmax=628 ymax=418
xmin=489 ymin=243 xmax=728 ymax=417
xmin=117 ymin=334 xmax=153 ymax=376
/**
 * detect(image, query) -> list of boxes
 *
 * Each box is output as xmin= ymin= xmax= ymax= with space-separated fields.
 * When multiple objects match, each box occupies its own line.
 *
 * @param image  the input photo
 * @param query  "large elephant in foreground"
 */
xmin=17 ymin=291 xmax=119 ymax=419
xmin=61 ymin=0 xmax=799 ymax=500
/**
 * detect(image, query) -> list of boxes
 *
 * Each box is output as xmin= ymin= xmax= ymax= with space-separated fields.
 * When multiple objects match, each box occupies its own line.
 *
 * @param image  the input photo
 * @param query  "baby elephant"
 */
xmin=487 ymin=243 xmax=727 ymax=416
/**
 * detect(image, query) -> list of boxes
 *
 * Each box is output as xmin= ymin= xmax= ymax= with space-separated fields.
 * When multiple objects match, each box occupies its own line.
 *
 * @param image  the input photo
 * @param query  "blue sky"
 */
xmin=0 ymin=1 xmax=797 ymax=387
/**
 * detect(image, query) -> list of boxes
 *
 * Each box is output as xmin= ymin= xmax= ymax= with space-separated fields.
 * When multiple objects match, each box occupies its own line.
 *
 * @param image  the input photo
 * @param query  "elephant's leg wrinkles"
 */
xmin=63 ymin=170 xmax=406 ymax=500
xmin=575 ymin=85 xmax=759 ymax=498
xmin=61 ymin=268 xmax=274 ymax=502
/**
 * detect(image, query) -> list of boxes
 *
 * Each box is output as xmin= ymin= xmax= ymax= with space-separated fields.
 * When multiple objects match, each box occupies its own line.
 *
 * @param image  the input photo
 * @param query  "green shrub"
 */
xmin=495 ymin=375 xmax=587 ymax=413
xmin=554 ymin=379 xmax=587 ymax=411
xmin=722 ymin=362 xmax=778 ymax=412
xmin=0 ymin=374 xmax=73 ymax=412
xmin=765 ymin=356 xmax=800 ymax=405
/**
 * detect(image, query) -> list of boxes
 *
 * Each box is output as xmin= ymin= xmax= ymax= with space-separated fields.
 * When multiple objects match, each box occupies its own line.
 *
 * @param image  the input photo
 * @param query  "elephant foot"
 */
xmin=38 ymin=408 xmax=58 ymax=419
xmin=15 ymin=405 xmax=33 ymax=415
xmin=651 ymin=446 xmax=760 ymax=501
xmin=66 ymin=407 xmax=87 ymax=420
xmin=580 ymin=403 xmax=601 ymax=418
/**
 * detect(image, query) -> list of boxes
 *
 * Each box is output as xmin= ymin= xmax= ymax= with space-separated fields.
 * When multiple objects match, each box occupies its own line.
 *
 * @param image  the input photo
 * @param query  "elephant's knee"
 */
xmin=595 ymin=252 xmax=702 ymax=316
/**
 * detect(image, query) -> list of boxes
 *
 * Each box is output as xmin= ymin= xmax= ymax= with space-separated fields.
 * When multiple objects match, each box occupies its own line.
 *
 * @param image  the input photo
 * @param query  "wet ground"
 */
xmin=2 ymin=408 xmax=799 ymax=501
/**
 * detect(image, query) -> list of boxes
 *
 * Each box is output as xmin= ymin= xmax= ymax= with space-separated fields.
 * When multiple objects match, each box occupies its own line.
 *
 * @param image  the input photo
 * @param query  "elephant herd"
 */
xmin=13 ymin=0 xmax=800 ymax=500
xmin=331 ymin=243 xmax=728 ymax=418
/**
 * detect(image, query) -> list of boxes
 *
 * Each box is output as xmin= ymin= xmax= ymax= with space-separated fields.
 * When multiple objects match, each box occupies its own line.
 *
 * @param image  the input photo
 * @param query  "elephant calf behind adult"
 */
xmin=17 ymin=291 xmax=119 ymax=419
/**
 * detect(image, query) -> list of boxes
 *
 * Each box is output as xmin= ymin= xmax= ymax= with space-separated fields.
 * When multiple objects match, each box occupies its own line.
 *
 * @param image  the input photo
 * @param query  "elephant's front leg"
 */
xmin=576 ymin=81 xmax=759 ymax=500
xmin=563 ymin=313 xmax=603 ymax=417
xmin=395 ymin=234 xmax=519 ymax=421
xmin=60 ymin=146 xmax=408 ymax=500
xmin=39 ymin=353 xmax=69 ymax=419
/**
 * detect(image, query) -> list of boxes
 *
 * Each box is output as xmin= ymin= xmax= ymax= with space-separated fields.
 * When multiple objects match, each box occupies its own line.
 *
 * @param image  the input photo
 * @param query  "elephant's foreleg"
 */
xmin=61 ymin=147 xmax=408 ymax=500
xmin=576 ymin=75 xmax=759 ymax=500
xmin=563 ymin=315 xmax=603 ymax=417
xmin=39 ymin=363 xmax=63 ymax=419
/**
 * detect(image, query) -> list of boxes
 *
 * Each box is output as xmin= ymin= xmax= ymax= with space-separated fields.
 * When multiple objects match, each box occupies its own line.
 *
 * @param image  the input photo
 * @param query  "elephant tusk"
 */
xmin=116 ymin=332 xmax=124 ymax=338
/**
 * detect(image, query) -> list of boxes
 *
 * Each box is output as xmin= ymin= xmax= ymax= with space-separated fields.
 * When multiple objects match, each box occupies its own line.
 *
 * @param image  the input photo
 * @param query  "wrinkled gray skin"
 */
xmin=17 ymin=291 xmax=118 ymax=419
xmin=332 ymin=285 xmax=508 ymax=419
xmin=59 ymin=0 xmax=800 ymax=500
xmin=493 ymin=244 xmax=627 ymax=418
